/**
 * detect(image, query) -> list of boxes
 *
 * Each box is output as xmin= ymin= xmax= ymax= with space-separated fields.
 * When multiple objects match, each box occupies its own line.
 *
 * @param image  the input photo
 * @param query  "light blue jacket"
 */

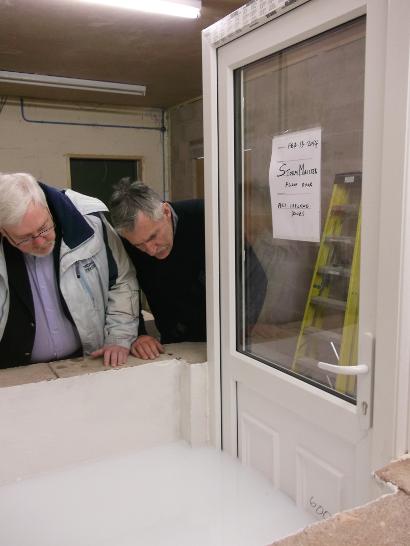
xmin=0 ymin=185 xmax=139 ymax=357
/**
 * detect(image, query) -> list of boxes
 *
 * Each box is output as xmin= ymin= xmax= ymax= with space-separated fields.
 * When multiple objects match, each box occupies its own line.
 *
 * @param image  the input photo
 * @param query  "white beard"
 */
xmin=28 ymin=241 xmax=55 ymax=257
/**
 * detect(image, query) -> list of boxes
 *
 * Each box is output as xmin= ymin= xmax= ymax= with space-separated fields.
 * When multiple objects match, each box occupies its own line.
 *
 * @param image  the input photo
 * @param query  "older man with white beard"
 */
xmin=0 ymin=172 xmax=139 ymax=369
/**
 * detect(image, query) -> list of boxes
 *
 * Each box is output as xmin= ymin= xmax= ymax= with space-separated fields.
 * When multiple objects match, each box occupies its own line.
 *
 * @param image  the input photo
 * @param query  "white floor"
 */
xmin=0 ymin=442 xmax=314 ymax=546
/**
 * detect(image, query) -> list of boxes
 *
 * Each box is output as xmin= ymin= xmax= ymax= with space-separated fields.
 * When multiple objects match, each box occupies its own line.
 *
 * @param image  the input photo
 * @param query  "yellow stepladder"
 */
xmin=335 ymin=208 xmax=361 ymax=395
xmin=292 ymin=172 xmax=361 ymax=398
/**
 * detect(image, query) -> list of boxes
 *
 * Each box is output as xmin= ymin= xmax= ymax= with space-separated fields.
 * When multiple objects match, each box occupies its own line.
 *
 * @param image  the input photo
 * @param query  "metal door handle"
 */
xmin=317 ymin=361 xmax=369 ymax=375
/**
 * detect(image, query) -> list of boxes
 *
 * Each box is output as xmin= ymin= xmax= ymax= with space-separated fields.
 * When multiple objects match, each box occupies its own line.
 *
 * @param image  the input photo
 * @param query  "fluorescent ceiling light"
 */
xmin=0 ymin=71 xmax=146 ymax=96
xmin=81 ymin=0 xmax=201 ymax=18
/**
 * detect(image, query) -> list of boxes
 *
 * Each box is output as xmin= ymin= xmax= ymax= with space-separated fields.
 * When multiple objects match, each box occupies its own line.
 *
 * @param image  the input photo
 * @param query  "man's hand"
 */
xmin=90 ymin=344 xmax=130 ymax=367
xmin=131 ymin=335 xmax=165 ymax=360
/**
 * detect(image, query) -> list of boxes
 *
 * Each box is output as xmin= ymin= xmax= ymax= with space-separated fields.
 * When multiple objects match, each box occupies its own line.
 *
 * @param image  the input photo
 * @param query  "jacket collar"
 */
xmin=40 ymin=182 xmax=94 ymax=250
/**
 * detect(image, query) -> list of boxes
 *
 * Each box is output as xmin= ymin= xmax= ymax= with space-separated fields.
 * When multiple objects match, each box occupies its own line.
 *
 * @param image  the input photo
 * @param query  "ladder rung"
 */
xmin=325 ymin=235 xmax=355 ymax=245
xmin=304 ymin=327 xmax=342 ymax=344
xmin=318 ymin=265 xmax=351 ymax=277
xmin=332 ymin=204 xmax=359 ymax=214
xmin=311 ymin=296 xmax=347 ymax=310
xmin=334 ymin=172 xmax=362 ymax=185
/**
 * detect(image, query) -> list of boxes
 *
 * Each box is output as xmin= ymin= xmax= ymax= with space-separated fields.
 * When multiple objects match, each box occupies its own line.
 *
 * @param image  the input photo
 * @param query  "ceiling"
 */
xmin=0 ymin=0 xmax=245 ymax=108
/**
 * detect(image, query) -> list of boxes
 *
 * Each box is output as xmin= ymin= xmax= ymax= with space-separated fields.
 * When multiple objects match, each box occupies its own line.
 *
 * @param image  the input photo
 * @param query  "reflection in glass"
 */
xmin=235 ymin=17 xmax=366 ymax=403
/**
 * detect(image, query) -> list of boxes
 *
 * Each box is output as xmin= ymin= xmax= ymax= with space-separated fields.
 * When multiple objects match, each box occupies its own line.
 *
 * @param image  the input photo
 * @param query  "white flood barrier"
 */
xmin=0 ymin=344 xmax=314 ymax=545
xmin=0 ymin=345 xmax=208 ymax=485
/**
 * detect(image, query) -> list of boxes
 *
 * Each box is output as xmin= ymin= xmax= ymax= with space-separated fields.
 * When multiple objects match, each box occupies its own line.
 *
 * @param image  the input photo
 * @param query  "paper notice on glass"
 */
xmin=269 ymin=127 xmax=321 ymax=242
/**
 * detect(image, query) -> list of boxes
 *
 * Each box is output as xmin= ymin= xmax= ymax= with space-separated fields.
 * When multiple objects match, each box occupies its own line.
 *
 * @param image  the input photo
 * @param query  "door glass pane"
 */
xmin=235 ymin=17 xmax=366 ymax=403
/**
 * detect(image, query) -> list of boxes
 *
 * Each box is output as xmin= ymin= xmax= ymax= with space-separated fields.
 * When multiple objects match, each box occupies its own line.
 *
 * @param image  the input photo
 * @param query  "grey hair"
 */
xmin=109 ymin=178 xmax=164 ymax=233
xmin=0 ymin=172 xmax=47 ymax=227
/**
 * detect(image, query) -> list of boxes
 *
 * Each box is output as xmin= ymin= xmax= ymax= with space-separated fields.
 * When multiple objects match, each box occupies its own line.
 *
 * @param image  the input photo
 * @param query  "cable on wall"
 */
xmin=20 ymin=97 xmax=166 ymax=133
xmin=161 ymin=108 xmax=167 ymax=199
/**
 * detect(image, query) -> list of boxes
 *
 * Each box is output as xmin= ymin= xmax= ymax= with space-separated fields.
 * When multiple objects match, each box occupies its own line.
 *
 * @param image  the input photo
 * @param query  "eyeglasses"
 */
xmin=4 ymin=216 xmax=56 ymax=247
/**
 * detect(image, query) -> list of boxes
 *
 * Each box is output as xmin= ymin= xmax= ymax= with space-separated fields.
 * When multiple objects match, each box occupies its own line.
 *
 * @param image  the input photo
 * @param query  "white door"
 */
xmin=205 ymin=0 xmax=410 ymax=519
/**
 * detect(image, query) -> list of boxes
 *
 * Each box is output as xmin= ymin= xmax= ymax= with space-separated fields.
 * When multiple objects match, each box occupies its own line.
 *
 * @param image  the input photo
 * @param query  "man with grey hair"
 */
xmin=110 ymin=179 xmax=267 ymax=360
xmin=0 ymin=172 xmax=139 ymax=368
xmin=110 ymin=179 xmax=206 ymax=359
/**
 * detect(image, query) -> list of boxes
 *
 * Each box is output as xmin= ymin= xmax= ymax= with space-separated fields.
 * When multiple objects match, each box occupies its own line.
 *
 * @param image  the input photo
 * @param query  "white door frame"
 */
xmin=372 ymin=0 xmax=410 ymax=465
xmin=202 ymin=0 xmax=410 ymax=473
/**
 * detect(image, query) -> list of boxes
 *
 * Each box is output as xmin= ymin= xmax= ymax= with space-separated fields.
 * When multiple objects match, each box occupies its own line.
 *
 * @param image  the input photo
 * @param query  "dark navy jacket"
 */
xmin=124 ymin=200 xmax=206 ymax=343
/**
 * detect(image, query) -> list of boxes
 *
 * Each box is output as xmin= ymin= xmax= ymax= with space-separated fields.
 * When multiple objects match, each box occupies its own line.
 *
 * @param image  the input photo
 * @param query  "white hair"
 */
xmin=0 ymin=172 xmax=47 ymax=227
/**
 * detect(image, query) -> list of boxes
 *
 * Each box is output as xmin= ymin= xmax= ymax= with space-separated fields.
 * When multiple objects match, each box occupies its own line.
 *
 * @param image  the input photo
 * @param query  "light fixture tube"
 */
xmin=80 ymin=0 xmax=201 ymax=19
xmin=0 ymin=71 xmax=146 ymax=96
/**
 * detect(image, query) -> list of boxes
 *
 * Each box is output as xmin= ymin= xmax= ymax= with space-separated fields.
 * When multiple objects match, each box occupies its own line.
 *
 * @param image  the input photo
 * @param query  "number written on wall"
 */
xmin=309 ymin=496 xmax=332 ymax=519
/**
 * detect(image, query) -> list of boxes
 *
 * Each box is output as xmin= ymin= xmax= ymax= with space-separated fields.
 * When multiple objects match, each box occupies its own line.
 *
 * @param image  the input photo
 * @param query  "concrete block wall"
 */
xmin=0 ymin=98 xmax=165 ymax=194
xmin=168 ymin=97 xmax=203 ymax=200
